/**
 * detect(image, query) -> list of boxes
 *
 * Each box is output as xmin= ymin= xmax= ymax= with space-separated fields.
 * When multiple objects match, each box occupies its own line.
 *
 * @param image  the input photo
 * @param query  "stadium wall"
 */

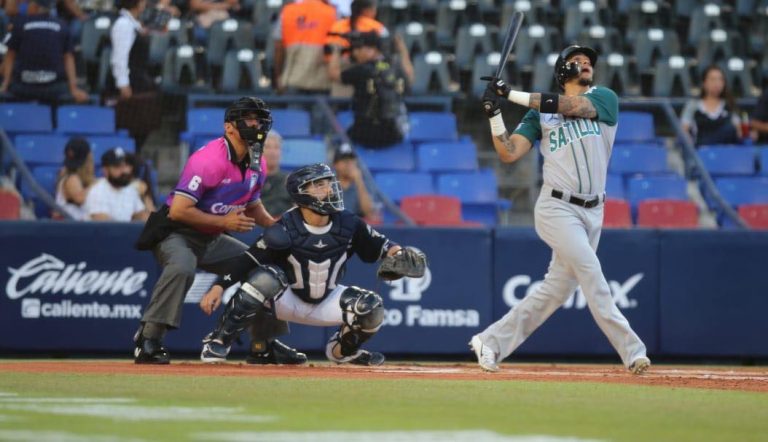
xmin=0 ymin=222 xmax=766 ymax=358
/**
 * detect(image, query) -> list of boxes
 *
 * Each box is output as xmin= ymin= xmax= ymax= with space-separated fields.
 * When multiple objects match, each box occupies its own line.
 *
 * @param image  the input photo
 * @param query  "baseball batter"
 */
xmin=471 ymin=45 xmax=650 ymax=375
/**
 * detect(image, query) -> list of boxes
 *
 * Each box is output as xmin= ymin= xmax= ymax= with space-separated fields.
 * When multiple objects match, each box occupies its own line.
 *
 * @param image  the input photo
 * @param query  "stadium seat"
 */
xmin=723 ymin=57 xmax=759 ymax=98
xmin=411 ymin=52 xmax=455 ymax=95
xmin=395 ymin=22 xmax=431 ymax=56
xmin=625 ymin=2 xmax=674 ymax=44
xmin=695 ymin=30 xmax=738 ymax=73
xmin=513 ymin=25 xmax=560 ymax=69
xmin=436 ymin=170 xmax=510 ymax=225
xmin=374 ymin=172 xmax=434 ymax=202
xmin=454 ymin=23 xmax=495 ymax=72
xmin=186 ymin=108 xmax=224 ymax=135
xmin=161 ymin=45 xmax=203 ymax=90
xmin=416 ymin=141 xmax=478 ymax=172
xmin=715 ymin=177 xmax=768 ymax=207
xmin=80 ymin=15 xmax=113 ymax=64
xmin=606 ymin=173 xmax=625 ymax=200
xmin=471 ymin=52 xmax=510 ymax=98
xmin=400 ymin=194 xmax=471 ymax=226
xmin=738 ymin=203 xmax=768 ymax=229
xmin=148 ymin=18 xmax=188 ymax=67
xmin=56 ymin=106 xmax=115 ymax=135
xmin=0 ymin=103 xmax=52 ymax=134
xmin=697 ymin=146 xmax=756 ymax=177
xmin=434 ymin=0 xmax=467 ymax=48
xmin=616 ymin=112 xmax=656 ymax=144
xmin=760 ymin=148 xmax=768 ymax=176
xmin=89 ymin=136 xmax=137 ymax=165
xmin=408 ymin=112 xmax=458 ymax=142
xmin=356 ymin=142 xmax=415 ymax=172
xmin=603 ymin=198 xmax=632 ymax=228
xmin=220 ymin=49 xmax=269 ymax=94
xmin=206 ymin=19 xmax=254 ymax=68
xmin=14 ymin=134 xmax=69 ymax=167
xmin=627 ymin=175 xmax=688 ymax=208
xmin=531 ymin=53 xmax=559 ymax=92
xmin=637 ymin=200 xmax=699 ymax=228
xmin=271 ymin=109 xmax=311 ymax=138
xmin=336 ymin=110 xmax=354 ymax=130
xmin=0 ymin=188 xmax=21 ymax=220
xmin=609 ymin=145 xmax=668 ymax=176
xmin=687 ymin=3 xmax=731 ymax=47
xmin=20 ymin=166 xmax=60 ymax=218
xmin=563 ymin=0 xmax=604 ymax=42
xmin=577 ymin=25 xmax=621 ymax=57
xmin=281 ymin=139 xmax=327 ymax=169
xmin=252 ymin=0 xmax=283 ymax=44
xmin=634 ymin=28 xmax=680 ymax=74
xmin=652 ymin=56 xmax=694 ymax=97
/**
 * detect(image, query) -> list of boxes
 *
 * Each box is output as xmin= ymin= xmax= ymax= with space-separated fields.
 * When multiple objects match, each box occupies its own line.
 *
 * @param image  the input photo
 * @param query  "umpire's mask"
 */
xmin=225 ymin=97 xmax=273 ymax=171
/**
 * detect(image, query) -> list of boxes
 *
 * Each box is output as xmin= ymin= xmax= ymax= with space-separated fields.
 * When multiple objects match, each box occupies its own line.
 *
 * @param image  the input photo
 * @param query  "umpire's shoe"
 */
xmin=245 ymin=339 xmax=308 ymax=365
xmin=134 ymin=336 xmax=170 ymax=365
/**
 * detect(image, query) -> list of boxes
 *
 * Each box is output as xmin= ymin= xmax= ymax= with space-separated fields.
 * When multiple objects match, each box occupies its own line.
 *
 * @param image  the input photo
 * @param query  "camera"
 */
xmin=139 ymin=1 xmax=172 ymax=31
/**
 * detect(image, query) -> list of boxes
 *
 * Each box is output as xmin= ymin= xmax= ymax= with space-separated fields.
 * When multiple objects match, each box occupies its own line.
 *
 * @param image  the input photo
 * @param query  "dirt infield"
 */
xmin=0 ymin=360 xmax=766 ymax=392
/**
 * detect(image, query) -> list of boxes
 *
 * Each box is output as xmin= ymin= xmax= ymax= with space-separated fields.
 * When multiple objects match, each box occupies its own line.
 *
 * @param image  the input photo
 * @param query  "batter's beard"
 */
xmin=578 ymin=77 xmax=593 ymax=87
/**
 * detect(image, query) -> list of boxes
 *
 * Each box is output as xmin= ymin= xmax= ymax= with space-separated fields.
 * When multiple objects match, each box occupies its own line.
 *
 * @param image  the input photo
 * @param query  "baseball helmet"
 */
xmin=224 ymin=97 xmax=272 ymax=145
xmin=286 ymin=163 xmax=345 ymax=215
xmin=554 ymin=45 xmax=598 ymax=88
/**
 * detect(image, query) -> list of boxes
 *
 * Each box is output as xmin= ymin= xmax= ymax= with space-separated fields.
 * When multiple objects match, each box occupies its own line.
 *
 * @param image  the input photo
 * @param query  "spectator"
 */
xmin=126 ymin=152 xmax=157 ymax=212
xmin=273 ymin=0 xmax=336 ymax=94
xmin=328 ymin=31 xmax=412 ymax=148
xmin=0 ymin=0 xmax=88 ymax=103
xmin=332 ymin=146 xmax=374 ymax=218
xmin=750 ymin=88 xmax=768 ymax=144
xmin=54 ymin=136 xmax=95 ymax=221
xmin=326 ymin=0 xmax=389 ymax=97
xmin=107 ymin=0 xmax=161 ymax=151
xmin=260 ymin=131 xmax=293 ymax=217
xmin=681 ymin=65 xmax=742 ymax=147
xmin=189 ymin=0 xmax=239 ymax=35
xmin=84 ymin=147 xmax=149 ymax=222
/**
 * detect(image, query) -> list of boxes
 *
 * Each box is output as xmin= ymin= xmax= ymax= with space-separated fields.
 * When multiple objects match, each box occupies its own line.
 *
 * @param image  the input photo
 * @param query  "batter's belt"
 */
xmin=550 ymin=189 xmax=605 ymax=208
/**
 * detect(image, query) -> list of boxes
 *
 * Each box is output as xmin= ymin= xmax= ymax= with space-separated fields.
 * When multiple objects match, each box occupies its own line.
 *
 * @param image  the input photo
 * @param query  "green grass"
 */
xmin=0 ymin=368 xmax=766 ymax=441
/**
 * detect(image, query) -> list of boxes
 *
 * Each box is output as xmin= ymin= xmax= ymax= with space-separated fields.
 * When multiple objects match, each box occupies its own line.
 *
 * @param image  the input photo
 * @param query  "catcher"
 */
xmin=198 ymin=163 xmax=426 ymax=365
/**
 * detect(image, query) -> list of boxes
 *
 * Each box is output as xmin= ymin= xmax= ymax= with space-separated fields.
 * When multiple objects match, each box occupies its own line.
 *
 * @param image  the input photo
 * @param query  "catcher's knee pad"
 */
xmin=340 ymin=286 xmax=385 ymax=333
xmin=240 ymin=264 xmax=288 ymax=303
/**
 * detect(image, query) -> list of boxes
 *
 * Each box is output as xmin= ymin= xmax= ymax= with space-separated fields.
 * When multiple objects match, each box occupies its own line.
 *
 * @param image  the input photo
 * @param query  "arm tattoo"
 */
xmin=528 ymin=93 xmax=597 ymax=118
xmin=495 ymin=131 xmax=518 ymax=156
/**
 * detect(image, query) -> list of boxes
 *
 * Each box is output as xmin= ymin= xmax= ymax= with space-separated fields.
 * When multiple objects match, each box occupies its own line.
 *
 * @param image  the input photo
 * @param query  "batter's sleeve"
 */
xmin=584 ymin=86 xmax=619 ymax=126
xmin=512 ymin=109 xmax=542 ymax=144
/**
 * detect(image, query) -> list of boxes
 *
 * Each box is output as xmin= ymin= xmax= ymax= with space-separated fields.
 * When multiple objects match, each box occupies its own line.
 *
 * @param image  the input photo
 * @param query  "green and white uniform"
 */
xmin=478 ymin=86 xmax=648 ymax=368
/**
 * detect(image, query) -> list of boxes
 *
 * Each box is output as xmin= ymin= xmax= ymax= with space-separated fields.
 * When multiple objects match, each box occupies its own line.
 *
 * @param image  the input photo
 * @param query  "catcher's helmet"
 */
xmin=286 ymin=163 xmax=344 ymax=215
xmin=224 ymin=96 xmax=272 ymax=145
xmin=554 ymin=45 xmax=598 ymax=89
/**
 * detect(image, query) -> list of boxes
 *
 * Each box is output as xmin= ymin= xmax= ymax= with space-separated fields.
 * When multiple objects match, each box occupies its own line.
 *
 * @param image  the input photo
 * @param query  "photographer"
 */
xmin=106 ymin=0 xmax=164 ymax=151
xmin=328 ymin=31 xmax=413 ymax=148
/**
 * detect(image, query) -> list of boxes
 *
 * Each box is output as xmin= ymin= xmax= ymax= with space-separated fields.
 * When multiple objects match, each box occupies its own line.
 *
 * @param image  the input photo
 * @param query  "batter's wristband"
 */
xmin=489 ymin=114 xmax=506 ymax=136
xmin=540 ymin=93 xmax=559 ymax=114
xmin=506 ymin=90 xmax=531 ymax=107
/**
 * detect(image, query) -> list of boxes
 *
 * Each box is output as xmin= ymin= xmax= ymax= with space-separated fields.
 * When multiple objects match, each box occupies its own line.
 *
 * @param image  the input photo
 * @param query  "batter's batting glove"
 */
xmin=482 ymin=89 xmax=501 ymax=118
xmin=481 ymin=76 xmax=511 ymax=98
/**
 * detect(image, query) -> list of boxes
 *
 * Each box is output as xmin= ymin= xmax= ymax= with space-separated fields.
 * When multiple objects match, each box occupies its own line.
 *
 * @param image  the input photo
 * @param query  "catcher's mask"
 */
xmin=286 ymin=163 xmax=344 ymax=215
xmin=225 ymin=96 xmax=272 ymax=170
xmin=554 ymin=45 xmax=597 ymax=90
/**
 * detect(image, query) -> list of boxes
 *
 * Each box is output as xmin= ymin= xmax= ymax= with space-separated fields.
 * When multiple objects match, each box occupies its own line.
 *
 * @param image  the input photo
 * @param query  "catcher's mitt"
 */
xmin=377 ymin=247 xmax=427 ymax=281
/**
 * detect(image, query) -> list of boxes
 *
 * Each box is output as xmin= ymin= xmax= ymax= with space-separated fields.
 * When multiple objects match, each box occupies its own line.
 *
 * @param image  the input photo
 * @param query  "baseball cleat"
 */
xmin=246 ymin=339 xmax=308 ymax=365
xmin=629 ymin=356 xmax=651 ymax=375
xmin=470 ymin=335 xmax=499 ymax=372
xmin=133 ymin=336 xmax=170 ymax=365
xmin=200 ymin=338 xmax=230 ymax=364
xmin=348 ymin=350 xmax=385 ymax=366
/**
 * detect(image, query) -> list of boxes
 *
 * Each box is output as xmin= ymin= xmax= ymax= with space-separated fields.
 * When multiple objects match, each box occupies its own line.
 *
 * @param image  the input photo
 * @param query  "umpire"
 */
xmin=133 ymin=97 xmax=305 ymax=365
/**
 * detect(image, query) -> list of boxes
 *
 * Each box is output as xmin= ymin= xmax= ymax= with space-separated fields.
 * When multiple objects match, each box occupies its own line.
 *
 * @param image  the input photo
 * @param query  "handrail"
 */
xmin=620 ymin=97 xmax=748 ymax=229
xmin=0 ymin=128 xmax=73 ymax=220
xmin=313 ymin=96 xmax=415 ymax=226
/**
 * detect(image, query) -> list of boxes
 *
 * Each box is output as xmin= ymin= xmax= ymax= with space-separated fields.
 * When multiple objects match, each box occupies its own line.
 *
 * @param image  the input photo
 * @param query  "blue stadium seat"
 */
xmin=356 ymin=142 xmax=415 ymax=172
xmin=89 ymin=136 xmax=137 ymax=165
xmin=715 ymin=177 xmax=768 ymax=207
xmin=271 ymin=109 xmax=311 ymax=138
xmin=0 ymin=103 xmax=52 ymax=134
xmin=761 ymin=147 xmax=768 ymax=176
xmin=336 ymin=110 xmax=354 ymax=130
xmin=56 ymin=106 xmax=115 ymax=135
xmin=615 ymin=112 xmax=656 ymax=144
xmin=698 ymin=146 xmax=756 ymax=177
xmin=416 ymin=141 xmax=478 ymax=172
xmin=20 ymin=165 xmax=60 ymax=218
xmin=627 ymin=175 xmax=688 ymax=208
xmin=436 ymin=170 xmax=510 ymax=225
xmin=606 ymin=173 xmax=625 ymax=200
xmin=374 ymin=172 xmax=434 ymax=202
xmin=609 ymin=145 xmax=668 ymax=175
xmin=186 ymin=108 xmax=224 ymax=135
xmin=14 ymin=134 xmax=69 ymax=167
xmin=408 ymin=112 xmax=458 ymax=142
xmin=281 ymin=138 xmax=327 ymax=169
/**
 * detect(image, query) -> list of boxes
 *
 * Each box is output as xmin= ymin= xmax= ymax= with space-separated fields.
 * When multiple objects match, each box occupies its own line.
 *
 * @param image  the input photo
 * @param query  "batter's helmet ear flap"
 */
xmin=554 ymin=45 xmax=598 ymax=89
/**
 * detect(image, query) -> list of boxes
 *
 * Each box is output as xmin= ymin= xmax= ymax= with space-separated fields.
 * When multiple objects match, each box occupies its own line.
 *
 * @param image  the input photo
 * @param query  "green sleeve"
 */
xmin=584 ymin=86 xmax=619 ymax=126
xmin=512 ymin=109 xmax=541 ymax=143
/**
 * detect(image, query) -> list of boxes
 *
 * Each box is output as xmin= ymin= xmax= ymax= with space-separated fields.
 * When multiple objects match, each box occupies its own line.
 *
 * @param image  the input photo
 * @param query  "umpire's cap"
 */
xmin=555 ymin=45 xmax=598 ymax=87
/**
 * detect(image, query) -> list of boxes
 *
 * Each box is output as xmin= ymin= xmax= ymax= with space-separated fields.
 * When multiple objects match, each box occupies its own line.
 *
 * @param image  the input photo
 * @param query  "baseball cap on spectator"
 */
xmin=101 ymin=147 xmax=129 ymax=167
xmin=333 ymin=146 xmax=358 ymax=163
xmin=30 ymin=0 xmax=55 ymax=8
xmin=63 ymin=137 xmax=91 ymax=171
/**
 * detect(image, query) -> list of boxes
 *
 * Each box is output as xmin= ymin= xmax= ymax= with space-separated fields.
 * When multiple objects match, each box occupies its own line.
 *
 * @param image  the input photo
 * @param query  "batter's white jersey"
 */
xmin=513 ymin=86 xmax=619 ymax=196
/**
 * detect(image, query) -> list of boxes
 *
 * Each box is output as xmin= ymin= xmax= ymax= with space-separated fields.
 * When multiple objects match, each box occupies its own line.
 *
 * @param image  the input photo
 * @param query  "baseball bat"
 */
xmin=495 ymin=11 xmax=524 ymax=78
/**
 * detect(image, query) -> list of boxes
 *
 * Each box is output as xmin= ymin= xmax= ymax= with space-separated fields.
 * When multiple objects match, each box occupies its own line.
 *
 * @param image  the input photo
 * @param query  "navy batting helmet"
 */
xmin=554 ymin=45 xmax=598 ymax=89
xmin=286 ymin=163 xmax=345 ymax=215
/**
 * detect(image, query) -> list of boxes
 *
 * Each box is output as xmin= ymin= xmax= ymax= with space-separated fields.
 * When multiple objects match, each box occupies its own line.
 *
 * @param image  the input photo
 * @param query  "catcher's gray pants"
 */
xmin=478 ymin=189 xmax=647 ymax=367
xmin=141 ymin=228 xmax=288 ymax=339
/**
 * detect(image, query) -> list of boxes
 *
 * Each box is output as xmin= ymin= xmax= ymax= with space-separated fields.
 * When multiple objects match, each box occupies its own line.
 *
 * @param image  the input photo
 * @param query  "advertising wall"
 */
xmin=1 ymin=222 xmax=767 ymax=357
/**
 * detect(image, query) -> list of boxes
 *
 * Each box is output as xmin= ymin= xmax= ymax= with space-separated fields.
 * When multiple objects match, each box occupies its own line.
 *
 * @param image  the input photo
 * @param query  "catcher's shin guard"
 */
xmin=326 ymin=287 xmax=385 ymax=362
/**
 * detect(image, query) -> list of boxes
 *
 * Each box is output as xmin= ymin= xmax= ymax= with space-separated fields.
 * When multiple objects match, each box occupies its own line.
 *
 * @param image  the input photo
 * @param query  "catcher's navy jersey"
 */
xmin=244 ymin=208 xmax=391 ymax=303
